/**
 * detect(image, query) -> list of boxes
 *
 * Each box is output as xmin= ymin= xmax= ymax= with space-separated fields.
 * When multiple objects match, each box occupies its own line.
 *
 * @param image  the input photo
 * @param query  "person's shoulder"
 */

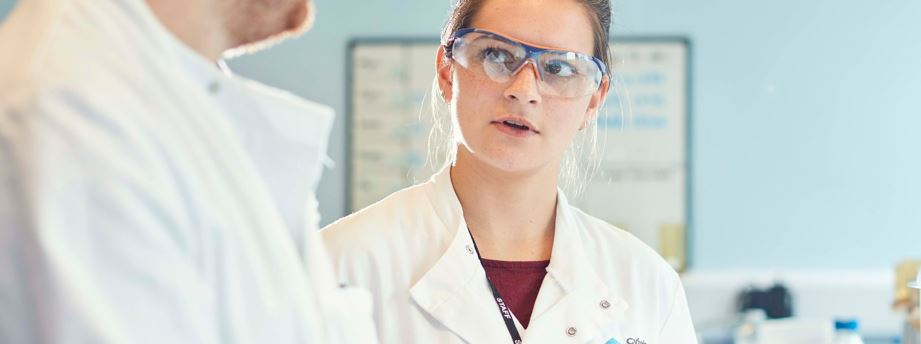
xmin=0 ymin=74 xmax=179 ymax=202
xmin=0 ymin=0 xmax=110 ymax=101
xmin=566 ymin=205 xmax=680 ymax=280
xmin=0 ymin=0 xmax=51 ymax=96
xmin=1 ymin=78 xmax=140 ymax=142
xmin=320 ymin=180 xmax=434 ymax=255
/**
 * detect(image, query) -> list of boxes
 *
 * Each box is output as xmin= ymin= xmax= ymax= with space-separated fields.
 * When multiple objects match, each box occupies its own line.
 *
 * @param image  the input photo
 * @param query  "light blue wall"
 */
xmin=0 ymin=0 xmax=13 ymax=20
xmin=3 ymin=0 xmax=920 ymax=269
xmin=623 ymin=0 xmax=921 ymax=268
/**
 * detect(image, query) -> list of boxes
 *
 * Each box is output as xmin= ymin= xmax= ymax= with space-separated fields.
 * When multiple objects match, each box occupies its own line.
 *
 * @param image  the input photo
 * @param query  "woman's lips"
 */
xmin=490 ymin=115 xmax=540 ymax=135
xmin=491 ymin=120 xmax=538 ymax=137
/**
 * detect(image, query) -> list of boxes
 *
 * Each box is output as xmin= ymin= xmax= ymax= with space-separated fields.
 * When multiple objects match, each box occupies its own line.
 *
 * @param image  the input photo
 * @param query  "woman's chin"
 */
xmin=466 ymin=148 xmax=548 ymax=175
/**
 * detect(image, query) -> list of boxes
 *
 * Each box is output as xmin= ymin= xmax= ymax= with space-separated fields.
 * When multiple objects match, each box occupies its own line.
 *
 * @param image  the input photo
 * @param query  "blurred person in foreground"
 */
xmin=0 ymin=0 xmax=375 ymax=342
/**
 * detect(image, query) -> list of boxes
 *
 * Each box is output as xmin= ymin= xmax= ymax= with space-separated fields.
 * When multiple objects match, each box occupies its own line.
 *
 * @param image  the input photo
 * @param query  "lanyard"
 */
xmin=468 ymin=233 xmax=523 ymax=344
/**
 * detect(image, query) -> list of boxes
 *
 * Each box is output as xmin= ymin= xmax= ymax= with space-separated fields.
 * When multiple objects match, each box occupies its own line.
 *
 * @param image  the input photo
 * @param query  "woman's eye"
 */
xmin=481 ymin=47 xmax=513 ymax=64
xmin=544 ymin=60 xmax=577 ymax=77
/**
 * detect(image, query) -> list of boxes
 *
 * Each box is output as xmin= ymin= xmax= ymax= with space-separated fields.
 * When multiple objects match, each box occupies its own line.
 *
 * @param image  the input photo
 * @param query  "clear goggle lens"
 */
xmin=450 ymin=30 xmax=605 ymax=98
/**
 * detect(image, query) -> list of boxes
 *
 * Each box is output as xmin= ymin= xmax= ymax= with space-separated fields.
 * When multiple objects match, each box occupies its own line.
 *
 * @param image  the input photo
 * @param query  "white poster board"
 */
xmin=574 ymin=39 xmax=690 ymax=269
xmin=348 ymin=38 xmax=691 ymax=269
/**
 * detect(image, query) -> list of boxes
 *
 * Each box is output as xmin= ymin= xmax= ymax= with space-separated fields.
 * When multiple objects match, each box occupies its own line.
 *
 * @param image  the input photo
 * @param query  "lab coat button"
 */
xmin=465 ymin=245 xmax=474 ymax=255
xmin=600 ymin=299 xmax=611 ymax=309
xmin=566 ymin=327 xmax=577 ymax=337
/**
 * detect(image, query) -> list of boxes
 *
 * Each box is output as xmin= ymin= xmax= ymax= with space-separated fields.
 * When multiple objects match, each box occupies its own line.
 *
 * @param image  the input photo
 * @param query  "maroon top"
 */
xmin=480 ymin=258 xmax=551 ymax=329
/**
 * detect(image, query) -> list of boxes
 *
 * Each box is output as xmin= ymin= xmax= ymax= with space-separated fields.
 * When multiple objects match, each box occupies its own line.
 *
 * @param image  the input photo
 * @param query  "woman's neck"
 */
xmin=450 ymin=148 xmax=559 ymax=261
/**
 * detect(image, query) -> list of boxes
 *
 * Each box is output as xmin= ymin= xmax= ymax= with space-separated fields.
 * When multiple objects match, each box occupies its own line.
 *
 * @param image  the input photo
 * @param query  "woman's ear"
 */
xmin=581 ymin=76 xmax=610 ymax=130
xmin=436 ymin=45 xmax=454 ymax=103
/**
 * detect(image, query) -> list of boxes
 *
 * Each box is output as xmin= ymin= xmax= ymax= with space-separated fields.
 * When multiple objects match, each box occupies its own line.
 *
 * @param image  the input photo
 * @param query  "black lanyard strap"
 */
xmin=469 ymin=234 xmax=523 ymax=344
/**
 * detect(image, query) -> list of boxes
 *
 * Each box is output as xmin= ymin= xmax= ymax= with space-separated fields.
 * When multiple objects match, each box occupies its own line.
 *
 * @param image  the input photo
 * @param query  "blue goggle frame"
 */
xmin=445 ymin=28 xmax=608 ymax=89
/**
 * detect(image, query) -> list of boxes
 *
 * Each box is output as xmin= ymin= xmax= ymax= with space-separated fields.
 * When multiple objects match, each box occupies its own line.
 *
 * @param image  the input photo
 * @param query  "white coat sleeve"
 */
xmin=0 ymin=93 xmax=218 ymax=344
xmin=658 ymin=278 xmax=699 ymax=344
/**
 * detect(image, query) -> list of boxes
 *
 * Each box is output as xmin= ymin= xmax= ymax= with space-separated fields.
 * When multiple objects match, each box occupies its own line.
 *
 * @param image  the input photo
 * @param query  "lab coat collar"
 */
xmin=122 ymin=0 xmax=230 ymax=90
xmin=411 ymin=166 xmax=504 ymax=343
xmin=410 ymin=168 xmax=629 ymax=343
xmin=524 ymin=191 xmax=630 ymax=342
xmin=421 ymin=164 xmax=464 ymax=238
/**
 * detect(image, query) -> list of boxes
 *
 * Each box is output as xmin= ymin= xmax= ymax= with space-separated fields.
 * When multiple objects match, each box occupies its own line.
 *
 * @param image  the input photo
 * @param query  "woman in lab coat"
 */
xmin=321 ymin=0 xmax=698 ymax=342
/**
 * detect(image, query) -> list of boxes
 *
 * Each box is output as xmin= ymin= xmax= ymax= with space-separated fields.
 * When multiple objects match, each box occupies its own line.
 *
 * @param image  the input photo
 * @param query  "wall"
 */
xmin=3 ymin=0 xmax=920 ymax=269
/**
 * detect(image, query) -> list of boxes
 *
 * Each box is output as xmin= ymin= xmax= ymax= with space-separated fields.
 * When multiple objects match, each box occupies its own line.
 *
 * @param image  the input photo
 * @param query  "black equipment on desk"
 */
xmin=738 ymin=283 xmax=793 ymax=319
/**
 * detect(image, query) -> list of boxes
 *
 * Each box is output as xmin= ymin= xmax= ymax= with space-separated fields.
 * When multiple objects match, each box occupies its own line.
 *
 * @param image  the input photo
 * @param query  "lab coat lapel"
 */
xmin=409 ymin=168 xmax=519 ymax=343
xmin=524 ymin=193 xmax=630 ymax=343
xmin=409 ymin=220 xmax=515 ymax=343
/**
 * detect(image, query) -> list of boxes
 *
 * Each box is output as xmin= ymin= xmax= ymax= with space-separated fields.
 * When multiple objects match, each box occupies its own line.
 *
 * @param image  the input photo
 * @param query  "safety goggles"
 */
xmin=445 ymin=28 xmax=607 ymax=98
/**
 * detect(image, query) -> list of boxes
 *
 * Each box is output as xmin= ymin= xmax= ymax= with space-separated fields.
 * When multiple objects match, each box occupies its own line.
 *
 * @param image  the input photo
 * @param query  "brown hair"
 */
xmin=440 ymin=0 xmax=613 ymax=77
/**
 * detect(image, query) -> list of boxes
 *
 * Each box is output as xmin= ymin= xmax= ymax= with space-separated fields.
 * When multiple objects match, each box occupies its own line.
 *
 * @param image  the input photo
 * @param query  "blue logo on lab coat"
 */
xmin=605 ymin=339 xmax=619 ymax=344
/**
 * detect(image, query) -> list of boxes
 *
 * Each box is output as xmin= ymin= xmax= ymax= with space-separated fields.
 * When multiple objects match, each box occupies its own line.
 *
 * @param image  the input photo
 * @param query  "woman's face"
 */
xmin=438 ymin=0 xmax=608 ymax=175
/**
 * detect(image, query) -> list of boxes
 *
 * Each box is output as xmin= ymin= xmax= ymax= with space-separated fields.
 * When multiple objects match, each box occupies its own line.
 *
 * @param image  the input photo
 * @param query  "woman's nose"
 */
xmin=503 ymin=60 xmax=542 ymax=105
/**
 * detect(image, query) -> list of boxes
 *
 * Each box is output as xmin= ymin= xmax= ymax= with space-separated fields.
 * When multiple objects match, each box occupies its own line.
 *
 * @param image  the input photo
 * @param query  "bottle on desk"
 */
xmin=832 ymin=319 xmax=864 ymax=344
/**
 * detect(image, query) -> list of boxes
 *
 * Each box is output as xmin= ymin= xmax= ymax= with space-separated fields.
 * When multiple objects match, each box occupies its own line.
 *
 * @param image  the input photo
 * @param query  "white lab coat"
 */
xmin=322 ymin=167 xmax=698 ymax=344
xmin=0 ymin=0 xmax=375 ymax=343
